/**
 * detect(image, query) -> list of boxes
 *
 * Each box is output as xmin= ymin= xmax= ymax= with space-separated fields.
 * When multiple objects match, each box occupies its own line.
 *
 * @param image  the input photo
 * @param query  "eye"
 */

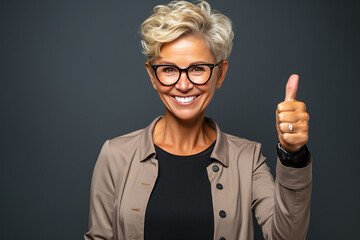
xmin=161 ymin=66 xmax=177 ymax=74
xmin=192 ymin=66 xmax=205 ymax=72
xmin=189 ymin=65 xmax=208 ymax=75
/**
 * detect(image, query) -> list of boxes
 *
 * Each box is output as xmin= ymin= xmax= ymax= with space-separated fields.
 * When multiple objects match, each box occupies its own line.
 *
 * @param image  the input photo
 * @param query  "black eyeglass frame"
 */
xmin=150 ymin=61 xmax=223 ymax=86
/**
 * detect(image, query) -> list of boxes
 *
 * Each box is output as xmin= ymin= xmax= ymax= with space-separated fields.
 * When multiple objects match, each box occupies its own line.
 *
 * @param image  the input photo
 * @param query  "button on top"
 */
xmin=216 ymin=183 xmax=223 ymax=190
xmin=219 ymin=210 xmax=226 ymax=218
xmin=219 ymin=238 xmax=226 ymax=240
xmin=212 ymin=165 xmax=219 ymax=172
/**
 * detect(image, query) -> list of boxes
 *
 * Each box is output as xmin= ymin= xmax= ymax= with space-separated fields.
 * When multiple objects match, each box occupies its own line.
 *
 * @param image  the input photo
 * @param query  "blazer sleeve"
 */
xmin=251 ymin=142 xmax=312 ymax=240
xmin=84 ymin=140 xmax=115 ymax=240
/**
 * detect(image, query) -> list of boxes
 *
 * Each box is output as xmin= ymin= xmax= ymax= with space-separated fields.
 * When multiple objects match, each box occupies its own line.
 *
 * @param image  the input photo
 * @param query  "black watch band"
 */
xmin=277 ymin=143 xmax=311 ymax=168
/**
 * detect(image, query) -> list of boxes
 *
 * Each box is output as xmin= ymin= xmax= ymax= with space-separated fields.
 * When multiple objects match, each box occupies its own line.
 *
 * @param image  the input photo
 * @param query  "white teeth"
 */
xmin=175 ymin=96 xmax=197 ymax=103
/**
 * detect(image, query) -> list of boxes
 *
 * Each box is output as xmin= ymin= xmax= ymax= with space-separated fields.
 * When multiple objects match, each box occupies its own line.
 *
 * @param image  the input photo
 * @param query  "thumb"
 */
xmin=285 ymin=74 xmax=299 ymax=101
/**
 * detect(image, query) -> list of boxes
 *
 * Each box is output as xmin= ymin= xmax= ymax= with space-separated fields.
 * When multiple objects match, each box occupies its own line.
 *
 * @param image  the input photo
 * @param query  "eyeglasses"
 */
xmin=150 ymin=62 xmax=222 ymax=86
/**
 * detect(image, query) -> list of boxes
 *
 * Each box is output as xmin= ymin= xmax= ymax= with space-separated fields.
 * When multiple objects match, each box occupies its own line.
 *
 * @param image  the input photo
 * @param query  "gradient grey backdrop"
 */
xmin=1 ymin=0 xmax=359 ymax=239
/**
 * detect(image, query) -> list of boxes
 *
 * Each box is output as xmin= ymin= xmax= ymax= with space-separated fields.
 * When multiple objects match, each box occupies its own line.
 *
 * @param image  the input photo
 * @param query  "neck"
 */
xmin=153 ymin=110 xmax=216 ymax=155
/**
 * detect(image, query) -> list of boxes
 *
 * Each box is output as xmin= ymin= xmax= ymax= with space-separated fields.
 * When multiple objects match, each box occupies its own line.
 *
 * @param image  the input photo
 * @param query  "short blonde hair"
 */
xmin=141 ymin=0 xmax=234 ymax=63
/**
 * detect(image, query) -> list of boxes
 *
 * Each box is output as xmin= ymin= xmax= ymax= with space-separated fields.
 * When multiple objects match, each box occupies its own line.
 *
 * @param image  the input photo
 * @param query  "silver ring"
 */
xmin=289 ymin=123 xmax=293 ymax=132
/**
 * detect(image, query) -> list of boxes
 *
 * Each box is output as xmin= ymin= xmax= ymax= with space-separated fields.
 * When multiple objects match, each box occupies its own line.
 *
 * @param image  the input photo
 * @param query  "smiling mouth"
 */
xmin=173 ymin=95 xmax=199 ymax=104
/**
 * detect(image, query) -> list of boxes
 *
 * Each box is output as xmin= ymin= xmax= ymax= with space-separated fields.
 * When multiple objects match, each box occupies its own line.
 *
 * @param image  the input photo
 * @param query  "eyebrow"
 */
xmin=155 ymin=61 xmax=211 ymax=66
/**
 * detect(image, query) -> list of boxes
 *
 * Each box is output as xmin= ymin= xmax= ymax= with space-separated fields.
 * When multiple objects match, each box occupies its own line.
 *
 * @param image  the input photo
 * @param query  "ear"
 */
xmin=145 ymin=62 xmax=158 ymax=90
xmin=215 ymin=60 xmax=229 ymax=89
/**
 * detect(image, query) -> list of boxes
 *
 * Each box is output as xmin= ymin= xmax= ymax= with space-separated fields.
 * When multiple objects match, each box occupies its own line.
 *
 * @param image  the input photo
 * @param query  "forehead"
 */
xmin=156 ymin=35 xmax=215 ymax=67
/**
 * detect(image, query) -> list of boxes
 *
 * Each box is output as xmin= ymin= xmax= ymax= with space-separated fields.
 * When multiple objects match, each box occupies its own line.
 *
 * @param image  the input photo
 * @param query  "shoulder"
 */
xmin=223 ymin=132 xmax=262 ymax=152
xmin=98 ymin=117 xmax=160 ymax=164
xmin=221 ymin=132 xmax=265 ymax=169
xmin=207 ymin=117 xmax=261 ymax=153
xmin=109 ymin=128 xmax=144 ymax=146
xmin=95 ymin=128 xmax=144 ymax=159
xmin=93 ymin=128 xmax=148 ymax=178
xmin=106 ymin=128 xmax=146 ymax=156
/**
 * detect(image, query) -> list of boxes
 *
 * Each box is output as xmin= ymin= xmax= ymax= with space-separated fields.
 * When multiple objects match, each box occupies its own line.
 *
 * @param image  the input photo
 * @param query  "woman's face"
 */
xmin=145 ymin=34 xmax=228 ymax=122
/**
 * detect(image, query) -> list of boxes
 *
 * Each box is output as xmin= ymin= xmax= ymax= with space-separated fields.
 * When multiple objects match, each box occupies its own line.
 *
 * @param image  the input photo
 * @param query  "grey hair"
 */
xmin=141 ymin=1 xmax=234 ymax=63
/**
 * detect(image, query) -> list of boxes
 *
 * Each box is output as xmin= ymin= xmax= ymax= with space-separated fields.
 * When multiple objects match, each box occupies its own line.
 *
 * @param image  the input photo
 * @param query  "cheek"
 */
xmin=198 ymin=85 xmax=216 ymax=99
xmin=204 ymin=77 xmax=218 ymax=92
xmin=210 ymin=74 xmax=220 ymax=86
xmin=156 ymin=85 xmax=172 ymax=95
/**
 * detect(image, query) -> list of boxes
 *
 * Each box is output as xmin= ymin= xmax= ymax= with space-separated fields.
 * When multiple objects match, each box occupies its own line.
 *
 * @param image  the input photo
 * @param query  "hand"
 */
xmin=276 ymin=74 xmax=309 ymax=153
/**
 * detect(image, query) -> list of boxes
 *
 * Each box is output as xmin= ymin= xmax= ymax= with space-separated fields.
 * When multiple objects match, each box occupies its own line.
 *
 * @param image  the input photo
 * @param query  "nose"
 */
xmin=175 ymin=71 xmax=194 ymax=92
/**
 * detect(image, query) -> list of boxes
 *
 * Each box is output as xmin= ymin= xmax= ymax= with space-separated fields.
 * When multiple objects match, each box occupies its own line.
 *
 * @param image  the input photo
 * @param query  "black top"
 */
xmin=144 ymin=142 xmax=215 ymax=240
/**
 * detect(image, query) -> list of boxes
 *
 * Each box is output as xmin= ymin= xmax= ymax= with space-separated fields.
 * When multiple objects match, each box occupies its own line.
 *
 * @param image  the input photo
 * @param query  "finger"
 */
xmin=278 ymin=112 xmax=309 ymax=123
xmin=285 ymin=74 xmax=299 ymax=101
xmin=277 ymin=101 xmax=306 ymax=112
xmin=278 ymin=122 xmax=308 ymax=134
xmin=281 ymin=133 xmax=309 ymax=146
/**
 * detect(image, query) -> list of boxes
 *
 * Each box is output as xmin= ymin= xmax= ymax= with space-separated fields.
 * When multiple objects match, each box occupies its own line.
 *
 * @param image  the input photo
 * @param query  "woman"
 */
xmin=84 ymin=1 xmax=312 ymax=240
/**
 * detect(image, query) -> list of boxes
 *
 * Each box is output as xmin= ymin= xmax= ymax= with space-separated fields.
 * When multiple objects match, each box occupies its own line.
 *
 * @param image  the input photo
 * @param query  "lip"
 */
xmin=171 ymin=95 xmax=200 ymax=106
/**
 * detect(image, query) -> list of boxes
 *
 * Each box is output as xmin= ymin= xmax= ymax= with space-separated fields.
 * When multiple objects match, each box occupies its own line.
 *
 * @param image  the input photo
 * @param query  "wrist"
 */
xmin=277 ymin=142 xmax=311 ymax=168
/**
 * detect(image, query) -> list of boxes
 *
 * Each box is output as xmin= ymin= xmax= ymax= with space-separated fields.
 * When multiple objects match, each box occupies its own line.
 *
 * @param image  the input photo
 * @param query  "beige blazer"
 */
xmin=84 ymin=117 xmax=312 ymax=240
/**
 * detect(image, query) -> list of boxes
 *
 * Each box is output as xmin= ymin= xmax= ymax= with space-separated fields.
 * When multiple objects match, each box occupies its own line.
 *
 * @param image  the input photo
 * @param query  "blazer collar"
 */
xmin=139 ymin=116 xmax=229 ymax=167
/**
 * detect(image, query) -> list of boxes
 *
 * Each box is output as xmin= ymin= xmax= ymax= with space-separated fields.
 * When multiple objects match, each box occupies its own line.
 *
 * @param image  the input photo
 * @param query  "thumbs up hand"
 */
xmin=276 ymin=74 xmax=309 ymax=152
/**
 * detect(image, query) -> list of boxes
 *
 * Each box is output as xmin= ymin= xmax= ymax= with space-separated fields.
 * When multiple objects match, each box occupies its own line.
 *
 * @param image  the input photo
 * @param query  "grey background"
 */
xmin=1 ymin=0 xmax=359 ymax=239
